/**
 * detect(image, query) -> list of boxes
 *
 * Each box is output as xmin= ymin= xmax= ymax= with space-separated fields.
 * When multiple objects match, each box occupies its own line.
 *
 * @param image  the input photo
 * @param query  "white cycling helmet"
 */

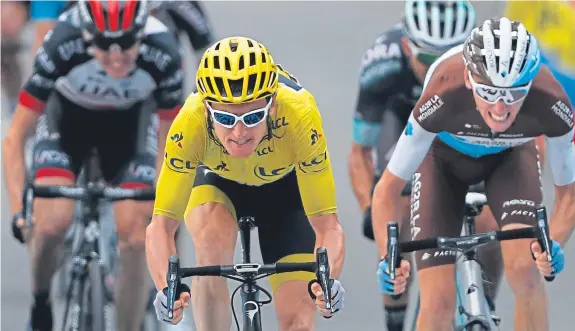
xmin=463 ymin=17 xmax=541 ymax=87
xmin=403 ymin=0 xmax=476 ymax=52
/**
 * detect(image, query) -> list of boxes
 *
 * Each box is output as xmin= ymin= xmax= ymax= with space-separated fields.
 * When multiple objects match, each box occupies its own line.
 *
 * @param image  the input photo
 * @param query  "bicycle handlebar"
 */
xmin=166 ymin=247 xmax=331 ymax=319
xmin=387 ymin=204 xmax=556 ymax=285
xmin=22 ymin=182 xmax=155 ymax=228
xmin=178 ymin=262 xmax=316 ymax=278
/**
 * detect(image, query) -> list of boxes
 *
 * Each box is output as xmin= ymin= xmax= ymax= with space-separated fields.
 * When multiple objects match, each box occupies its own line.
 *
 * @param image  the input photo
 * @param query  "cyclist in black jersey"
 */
xmin=2 ymin=1 xmax=184 ymax=331
xmin=347 ymin=1 xmax=484 ymax=330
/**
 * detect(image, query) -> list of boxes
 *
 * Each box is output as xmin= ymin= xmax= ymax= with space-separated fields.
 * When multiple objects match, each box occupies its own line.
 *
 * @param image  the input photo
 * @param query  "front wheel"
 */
xmin=87 ymin=259 xmax=115 ymax=331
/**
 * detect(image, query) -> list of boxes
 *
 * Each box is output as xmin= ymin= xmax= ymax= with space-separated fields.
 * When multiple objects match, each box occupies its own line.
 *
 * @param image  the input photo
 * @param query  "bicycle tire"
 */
xmin=62 ymin=272 xmax=86 ymax=331
xmin=88 ymin=259 xmax=107 ymax=331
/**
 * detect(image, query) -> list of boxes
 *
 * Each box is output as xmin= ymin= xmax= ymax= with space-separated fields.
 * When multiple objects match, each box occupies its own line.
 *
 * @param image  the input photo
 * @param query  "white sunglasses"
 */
xmin=468 ymin=72 xmax=531 ymax=105
xmin=206 ymin=97 xmax=273 ymax=129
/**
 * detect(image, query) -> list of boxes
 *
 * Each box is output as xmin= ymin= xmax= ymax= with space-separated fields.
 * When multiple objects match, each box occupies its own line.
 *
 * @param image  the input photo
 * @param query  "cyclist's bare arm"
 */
xmin=372 ymin=113 xmax=436 ymax=258
xmin=2 ymin=106 xmax=41 ymax=214
xmin=146 ymin=214 xmax=180 ymax=290
xmin=149 ymin=108 xmax=200 ymax=288
xmin=545 ymin=129 xmax=575 ymax=246
xmin=309 ymin=213 xmax=345 ymax=278
xmin=348 ymin=143 xmax=374 ymax=212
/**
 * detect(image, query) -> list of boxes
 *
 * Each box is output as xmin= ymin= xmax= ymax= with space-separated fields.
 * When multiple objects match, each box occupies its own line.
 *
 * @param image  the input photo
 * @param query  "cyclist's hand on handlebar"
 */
xmin=531 ymin=240 xmax=565 ymax=277
xmin=310 ymin=279 xmax=345 ymax=318
xmin=153 ymin=284 xmax=191 ymax=324
xmin=11 ymin=211 xmax=32 ymax=244
xmin=377 ymin=258 xmax=411 ymax=295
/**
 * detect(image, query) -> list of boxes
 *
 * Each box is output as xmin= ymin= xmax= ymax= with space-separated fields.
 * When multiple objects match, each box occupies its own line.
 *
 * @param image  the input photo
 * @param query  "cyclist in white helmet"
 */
xmin=374 ymin=16 xmax=573 ymax=331
xmin=348 ymin=2 xmax=491 ymax=330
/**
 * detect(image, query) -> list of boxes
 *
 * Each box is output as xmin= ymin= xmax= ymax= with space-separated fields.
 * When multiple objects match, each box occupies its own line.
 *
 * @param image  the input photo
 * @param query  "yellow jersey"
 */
xmin=153 ymin=69 xmax=337 ymax=221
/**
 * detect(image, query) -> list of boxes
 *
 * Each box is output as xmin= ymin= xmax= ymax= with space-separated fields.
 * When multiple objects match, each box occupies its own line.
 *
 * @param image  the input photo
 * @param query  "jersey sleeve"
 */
xmin=166 ymin=1 xmax=214 ymax=51
xmin=543 ymin=96 xmax=575 ymax=186
xmin=292 ymin=103 xmax=337 ymax=217
xmin=153 ymin=42 xmax=185 ymax=121
xmin=19 ymin=21 xmax=73 ymax=113
xmin=153 ymin=103 xmax=205 ymax=220
xmin=385 ymin=69 xmax=445 ymax=180
xmin=353 ymin=41 xmax=403 ymax=147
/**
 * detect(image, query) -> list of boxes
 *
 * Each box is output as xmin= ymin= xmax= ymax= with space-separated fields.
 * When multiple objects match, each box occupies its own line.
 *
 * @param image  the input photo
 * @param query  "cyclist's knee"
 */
xmin=186 ymin=202 xmax=237 ymax=265
xmin=274 ymin=280 xmax=315 ymax=331
xmin=475 ymin=205 xmax=498 ymax=233
xmin=33 ymin=176 xmax=75 ymax=237
xmin=501 ymin=224 xmax=541 ymax=293
xmin=114 ymin=200 xmax=152 ymax=249
xmin=418 ymin=265 xmax=457 ymax=317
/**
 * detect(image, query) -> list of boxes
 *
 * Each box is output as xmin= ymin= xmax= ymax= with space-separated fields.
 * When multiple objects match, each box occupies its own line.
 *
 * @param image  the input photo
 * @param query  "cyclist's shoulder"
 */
xmin=526 ymin=65 xmax=574 ymax=134
xmin=359 ymin=24 xmax=407 ymax=87
xmin=177 ymin=92 xmax=206 ymax=124
xmin=38 ymin=14 xmax=85 ymax=61
xmin=414 ymin=46 xmax=469 ymax=127
xmin=138 ymin=16 xmax=182 ymax=75
xmin=274 ymin=66 xmax=321 ymax=124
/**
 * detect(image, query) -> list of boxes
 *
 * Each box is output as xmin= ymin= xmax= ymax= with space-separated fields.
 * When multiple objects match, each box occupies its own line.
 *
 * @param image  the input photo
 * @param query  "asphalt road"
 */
xmin=2 ymin=1 xmax=574 ymax=331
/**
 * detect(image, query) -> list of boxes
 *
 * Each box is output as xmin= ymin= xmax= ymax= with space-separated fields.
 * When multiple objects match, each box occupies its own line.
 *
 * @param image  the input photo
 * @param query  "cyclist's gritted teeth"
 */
xmin=488 ymin=111 xmax=511 ymax=122
xmin=229 ymin=138 xmax=252 ymax=145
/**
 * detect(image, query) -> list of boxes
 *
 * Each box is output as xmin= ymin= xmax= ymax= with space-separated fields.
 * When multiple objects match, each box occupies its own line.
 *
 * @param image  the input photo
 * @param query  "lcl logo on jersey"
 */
xmin=298 ymin=151 xmax=328 ymax=174
xmin=257 ymin=146 xmax=274 ymax=156
xmin=254 ymin=165 xmax=291 ymax=181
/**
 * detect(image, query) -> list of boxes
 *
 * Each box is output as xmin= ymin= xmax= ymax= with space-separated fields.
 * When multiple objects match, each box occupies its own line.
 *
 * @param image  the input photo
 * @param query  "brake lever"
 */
xmin=387 ymin=222 xmax=402 ymax=299
xmin=166 ymin=255 xmax=181 ymax=318
xmin=535 ymin=205 xmax=555 ymax=282
xmin=316 ymin=247 xmax=333 ymax=312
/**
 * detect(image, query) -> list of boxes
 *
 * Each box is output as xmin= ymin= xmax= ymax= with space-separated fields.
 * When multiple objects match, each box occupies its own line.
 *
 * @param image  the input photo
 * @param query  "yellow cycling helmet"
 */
xmin=196 ymin=36 xmax=279 ymax=104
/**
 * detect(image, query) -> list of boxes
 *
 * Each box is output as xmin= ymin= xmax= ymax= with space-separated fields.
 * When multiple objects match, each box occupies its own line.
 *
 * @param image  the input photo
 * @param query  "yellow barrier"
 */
xmin=505 ymin=0 xmax=575 ymax=74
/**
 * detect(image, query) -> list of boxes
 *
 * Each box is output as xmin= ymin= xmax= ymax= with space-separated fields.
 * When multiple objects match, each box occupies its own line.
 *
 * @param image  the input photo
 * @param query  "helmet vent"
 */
xmin=259 ymin=72 xmax=267 ymax=90
xmin=224 ymin=58 xmax=231 ymax=71
xmin=230 ymin=42 xmax=238 ymax=52
xmin=247 ymin=39 xmax=254 ymax=47
xmin=239 ymin=55 xmax=245 ymax=70
xmin=249 ymin=53 xmax=256 ymax=67
xmin=261 ymin=52 xmax=267 ymax=64
xmin=215 ymin=42 xmax=221 ymax=51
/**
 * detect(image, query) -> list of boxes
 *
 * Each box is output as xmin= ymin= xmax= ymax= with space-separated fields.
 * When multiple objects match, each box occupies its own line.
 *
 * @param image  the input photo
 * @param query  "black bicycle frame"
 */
xmin=238 ymin=217 xmax=263 ymax=331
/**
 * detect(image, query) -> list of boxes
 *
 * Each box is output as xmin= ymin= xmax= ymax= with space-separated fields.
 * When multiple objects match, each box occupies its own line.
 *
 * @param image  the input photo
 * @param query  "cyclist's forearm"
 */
xmin=2 ymin=129 xmax=28 ymax=214
xmin=372 ymin=171 xmax=405 ymax=258
xmin=550 ymin=182 xmax=575 ymax=246
xmin=146 ymin=215 xmax=179 ymax=290
xmin=310 ymin=213 xmax=345 ymax=278
xmin=348 ymin=144 xmax=374 ymax=212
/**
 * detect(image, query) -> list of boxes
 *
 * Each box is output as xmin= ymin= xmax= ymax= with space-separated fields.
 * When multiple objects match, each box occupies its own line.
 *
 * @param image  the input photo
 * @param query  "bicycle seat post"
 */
xmin=238 ymin=217 xmax=256 ymax=264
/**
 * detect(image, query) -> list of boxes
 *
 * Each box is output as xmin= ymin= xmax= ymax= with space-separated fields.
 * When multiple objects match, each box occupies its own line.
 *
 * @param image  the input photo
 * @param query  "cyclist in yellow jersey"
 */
xmin=145 ymin=36 xmax=346 ymax=330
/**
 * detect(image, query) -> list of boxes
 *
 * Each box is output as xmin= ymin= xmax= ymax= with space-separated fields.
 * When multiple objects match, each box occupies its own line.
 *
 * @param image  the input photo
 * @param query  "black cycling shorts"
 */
xmin=31 ymin=92 xmax=157 ymax=188
xmin=188 ymin=165 xmax=316 ymax=293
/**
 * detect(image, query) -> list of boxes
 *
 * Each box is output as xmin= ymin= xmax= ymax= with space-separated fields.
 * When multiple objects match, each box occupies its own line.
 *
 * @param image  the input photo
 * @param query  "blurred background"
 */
xmin=1 ymin=1 xmax=574 ymax=330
